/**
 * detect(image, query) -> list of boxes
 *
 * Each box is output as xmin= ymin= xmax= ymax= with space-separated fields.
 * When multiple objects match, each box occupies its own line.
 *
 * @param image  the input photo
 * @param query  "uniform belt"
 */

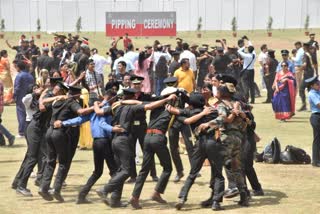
xmin=313 ymin=112 xmax=320 ymax=115
xmin=146 ymin=129 xmax=164 ymax=135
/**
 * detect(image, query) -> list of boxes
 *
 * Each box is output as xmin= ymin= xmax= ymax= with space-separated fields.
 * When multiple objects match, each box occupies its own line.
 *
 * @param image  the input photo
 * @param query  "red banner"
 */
xmin=105 ymin=12 xmax=176 ymax=37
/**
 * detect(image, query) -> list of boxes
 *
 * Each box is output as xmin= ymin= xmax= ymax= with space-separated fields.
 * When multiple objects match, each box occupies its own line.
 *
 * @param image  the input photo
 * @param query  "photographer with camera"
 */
xmin=237 ymin=36 xmax=256 ymax=104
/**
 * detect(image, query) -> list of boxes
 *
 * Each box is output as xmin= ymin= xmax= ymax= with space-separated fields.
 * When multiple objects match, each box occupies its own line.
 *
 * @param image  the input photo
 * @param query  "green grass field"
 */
xmin=1 ymin=30 xmax=320 ymax=214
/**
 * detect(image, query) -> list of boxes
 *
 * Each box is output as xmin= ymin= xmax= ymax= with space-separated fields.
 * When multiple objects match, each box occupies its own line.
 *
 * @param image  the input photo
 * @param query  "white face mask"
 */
xmin=212 ymin=86 xmax=217 ymax=96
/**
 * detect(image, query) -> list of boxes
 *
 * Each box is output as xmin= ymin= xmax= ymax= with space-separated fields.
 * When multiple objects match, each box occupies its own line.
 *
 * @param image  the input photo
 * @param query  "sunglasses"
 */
xmin=281 ymin=64 xmax=287 ymax=67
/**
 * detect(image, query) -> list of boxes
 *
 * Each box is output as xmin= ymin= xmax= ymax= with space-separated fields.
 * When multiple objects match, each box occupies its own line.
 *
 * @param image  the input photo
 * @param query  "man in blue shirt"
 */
xmin=53 ymin=89 xmax=124 ymax=204
xmin=13 ymin=61 xmax=34 ymax=137
xmin=306 ymin=76 xmax=320 ymax=167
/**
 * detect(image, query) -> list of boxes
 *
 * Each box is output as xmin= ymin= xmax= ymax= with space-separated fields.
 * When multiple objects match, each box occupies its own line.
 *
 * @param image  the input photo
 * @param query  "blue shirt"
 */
xmin=293 ymin=47 xmax=304 ymax=66
xmin=62 ymin=102 xmax=113 ymax=138
xmin=14 ymin=70 xmax=34 ymax=101
xmin=276 ymin=60 xmax=295 ymax=73
xmin=308 ymin=89 xmax=320 ymax=113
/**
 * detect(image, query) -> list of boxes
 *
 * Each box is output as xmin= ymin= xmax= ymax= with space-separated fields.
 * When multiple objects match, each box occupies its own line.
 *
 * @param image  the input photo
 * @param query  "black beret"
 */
xmin=163 ymin=77 xmax=178 ymax=85
xmin=123 ymin=88 xmax=137 ymax=95
xmin=130 ymin=75 xmax=144 ymax=84
xmin=50 ymin=77 xmax=63 ymax=84
xmin=305 ymin=76 xmax=319 ymax=86
xmin=220 ymin=75 xmax=238 ymax=87
xmin=281 ymin=49 xmax=289 ymax=55
xmin=68 ymin=85 xmax=82 ymax=95
xmin=188 ymin=92 xmax=205 ymax=108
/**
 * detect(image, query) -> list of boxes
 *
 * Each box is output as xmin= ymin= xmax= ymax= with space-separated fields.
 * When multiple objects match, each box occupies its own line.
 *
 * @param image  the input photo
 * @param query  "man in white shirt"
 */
xmin=179 ymin=43 xmax=197 ymax=72
xmin=124 ymin=44 xmax=139 ymax=65
xmin=238 ymin=38 xmax=256 ymax=103
xmin=91 ymin=48 xmax=110 ymax=85
xmin=112 ymin=50 xmax=135 ymax=74
xmin=258 ymin=44 xmax=268 ymax=89
xmin=152 ymin=44 xmax=171 ymax=70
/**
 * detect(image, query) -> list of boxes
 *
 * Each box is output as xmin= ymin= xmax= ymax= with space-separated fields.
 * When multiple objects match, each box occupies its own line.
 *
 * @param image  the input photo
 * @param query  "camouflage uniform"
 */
xmin=211 ymin=101 xmax=248 ymax=201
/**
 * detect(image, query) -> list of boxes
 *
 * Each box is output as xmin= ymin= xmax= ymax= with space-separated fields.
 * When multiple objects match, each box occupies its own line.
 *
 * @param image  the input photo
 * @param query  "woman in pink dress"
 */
xmin=134 ymin=51 xmax=153 ymax=94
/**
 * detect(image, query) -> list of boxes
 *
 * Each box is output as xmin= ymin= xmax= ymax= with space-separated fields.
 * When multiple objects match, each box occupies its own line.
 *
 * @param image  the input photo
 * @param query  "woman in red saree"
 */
xmin=272 ymin=61 xmax=296 ymax=121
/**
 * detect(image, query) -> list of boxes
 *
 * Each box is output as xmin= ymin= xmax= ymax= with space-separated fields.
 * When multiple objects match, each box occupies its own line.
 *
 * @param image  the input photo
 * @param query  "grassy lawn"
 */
xmin=1 ymin=30 xmax=320 ymax=213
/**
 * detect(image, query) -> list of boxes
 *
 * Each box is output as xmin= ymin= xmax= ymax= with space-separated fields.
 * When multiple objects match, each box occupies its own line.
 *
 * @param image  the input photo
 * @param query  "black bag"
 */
xmin=281 ymin=145 xmax=311 ymax=164
xmin=262 ymin=137 xmax=281 ymax=164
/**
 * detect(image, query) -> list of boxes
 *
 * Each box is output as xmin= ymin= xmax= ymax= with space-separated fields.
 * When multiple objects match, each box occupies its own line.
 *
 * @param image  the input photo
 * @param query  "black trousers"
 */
xmin=63 ymin=127 xmax=80 ymax=183
xmin=178 ymin=135 xmax=225 ymax=202
xmin=241 ymin=69 xmax=255 ymax=103
xmin=102 ymin=135 xmax=132 ymax=201
xmin=168 ymin=125 xmax=193 ymax=173
xmin=241 ymin=132 xmax=262 ymax=191
xmin=79 ymin=138 xmax=118 ymax=196
xmin=310 ymin=113 xmax=320 ymax=164
xmin=17 ymin=120 xmax=47 ymax=188
xmin=41 ymin=127 xmax=70 ymax=192
xmin=263 ymin=73 xmax=275 ymax=102
xmin=130 ymin=124 xmax=157 ymax=178
xmin=299 ymin=78 xmax=308 ymax=105
xmin=132 ymin=133 xmax=172 ymax=198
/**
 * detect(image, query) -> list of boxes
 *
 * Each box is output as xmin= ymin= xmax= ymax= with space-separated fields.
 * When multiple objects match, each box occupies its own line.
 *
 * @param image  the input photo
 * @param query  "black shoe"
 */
xmin=312 ymin=162 xmax=320 ymax=167
xmin=200 ymin=191 xmax=214 ymax=208
xmin=96 ymin=188 xmax=107 ymax=199
xmin=76 ymin=195 xmax=91 ymax=204
xmin=8 ymin=136 xmax=15 ymax=146
xmin=252 ymin=189 xmax=264 ymax=196
xmin=262 ymin=100 xmax=271 ymax=104
xmin=49 ymin=189 xmax=64 ymax=202
xmin=175 ymin=199 xmax=185 ymax=210
xmin=212 ymin=201 xmax=224 ymax=211
xmin=224 ymin=188 xmax=239 ymax=198
xmin=11 ymin=182 xmax=18 ymax=190
xmin=16 ymin=187 xmax=33 ymax=197
xmin=173 ymin=172 xmax=184 ymax=183
xmin=151 ymin=194 xmax=167 ymax=204
xmin=38 ymin=189 xmax=54 ymax=201
xmin=297 ymin=105 xmax=307 ymax=112
xmin=127 ymin=177 xmax=136 ymax=184
xmin=238 ymin=192 xmax=249 ymax=207
xmin=34 ymin=179 xmax=41 ymax=187
xmin=129 ymin=197 xmax=142 ymax=209
xmin=151 ymin=176 xmax=159 ymax=182
xmin=104 ymin=198 xmax=128 ymax=208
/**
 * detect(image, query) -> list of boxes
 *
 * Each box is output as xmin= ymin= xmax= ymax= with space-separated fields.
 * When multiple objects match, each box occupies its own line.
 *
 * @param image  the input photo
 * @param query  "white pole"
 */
xmin=12 ymin=0 xmax=14 ymax=32
xmin=283 ymin=0 xmax=286 ymax=30
xmin=29 ymin=0 xmax=31 ymax=33
xmin=61 ymin=0 xmax=64 ymax=32
xmin=46 ymin=0 xmax=48 ymax=32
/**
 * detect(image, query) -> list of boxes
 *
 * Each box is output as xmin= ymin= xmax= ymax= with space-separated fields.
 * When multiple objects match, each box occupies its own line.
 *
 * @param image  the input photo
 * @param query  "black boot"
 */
xmin=175 ymin=198 xmax=186 ymax=210
xmin=238 ymin=191 xmax=249 ymax=207
xmin=200 ymin=191 xmax=214 ymax=208
xmin=76 ymin=193 xmax=91 ymax=204
xmin=212 ymin=201 xmax=224 ymax=211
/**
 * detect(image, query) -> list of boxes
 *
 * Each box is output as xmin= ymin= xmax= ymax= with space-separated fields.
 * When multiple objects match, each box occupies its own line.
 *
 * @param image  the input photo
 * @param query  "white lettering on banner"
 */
xmin=111 ymin=19 xmax=136 ymax=29
xmin=143 ymin=19 xmax=174 ymax=29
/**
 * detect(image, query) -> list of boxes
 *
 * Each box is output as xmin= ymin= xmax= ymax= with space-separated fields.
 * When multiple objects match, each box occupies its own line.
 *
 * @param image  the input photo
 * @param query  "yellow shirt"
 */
xmin=174 ymin=67 xmax=195 ymax=93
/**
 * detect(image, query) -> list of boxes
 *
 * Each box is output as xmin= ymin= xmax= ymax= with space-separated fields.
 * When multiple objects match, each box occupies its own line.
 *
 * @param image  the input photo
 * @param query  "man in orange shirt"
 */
xmin=174 ymin=58 xmax=195 ymax=93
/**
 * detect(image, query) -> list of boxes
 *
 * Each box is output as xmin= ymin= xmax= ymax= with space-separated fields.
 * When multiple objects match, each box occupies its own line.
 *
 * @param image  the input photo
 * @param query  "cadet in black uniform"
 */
xmin=39 ymin=84 xmax=93 ymax=202
xmin=166 ymin=93 xmax=225 ymax=211
xmin=129 ymin=88 xmax=182 ymax=209
xmin=96 ymin=89 xmax=176 ymax=208
xmin=166 ymin=77 xmax=194 ymax=182
xmin=128 ymin=75 xmax=158 ymax=183
xmin=13 ymin=77 xmax=62 ymax=196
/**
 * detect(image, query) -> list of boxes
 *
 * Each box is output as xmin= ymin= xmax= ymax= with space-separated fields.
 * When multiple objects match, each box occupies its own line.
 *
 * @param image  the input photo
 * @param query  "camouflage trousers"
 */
xmin=221 ymin=131 xmax=247 ymax=192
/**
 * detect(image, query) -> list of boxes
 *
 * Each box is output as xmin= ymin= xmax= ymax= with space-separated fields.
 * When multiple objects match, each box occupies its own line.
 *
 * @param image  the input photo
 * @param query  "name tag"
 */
xmin=134 ymin=121 xmax=140 ymax=126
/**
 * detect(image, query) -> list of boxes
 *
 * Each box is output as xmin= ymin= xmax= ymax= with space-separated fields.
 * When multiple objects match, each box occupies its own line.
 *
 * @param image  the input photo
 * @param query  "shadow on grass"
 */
xmin=0 ymin=159 xmax=22 ymax=164
xmin=168 ymin=189 xmax=287 ymax=211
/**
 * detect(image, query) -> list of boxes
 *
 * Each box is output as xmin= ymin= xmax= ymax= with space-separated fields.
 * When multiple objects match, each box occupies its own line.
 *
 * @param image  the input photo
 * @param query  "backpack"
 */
xmin=281 ymin=145 xmax=311 ymax=164
xmin=262 ymin=137 xmax=281 ymax=164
